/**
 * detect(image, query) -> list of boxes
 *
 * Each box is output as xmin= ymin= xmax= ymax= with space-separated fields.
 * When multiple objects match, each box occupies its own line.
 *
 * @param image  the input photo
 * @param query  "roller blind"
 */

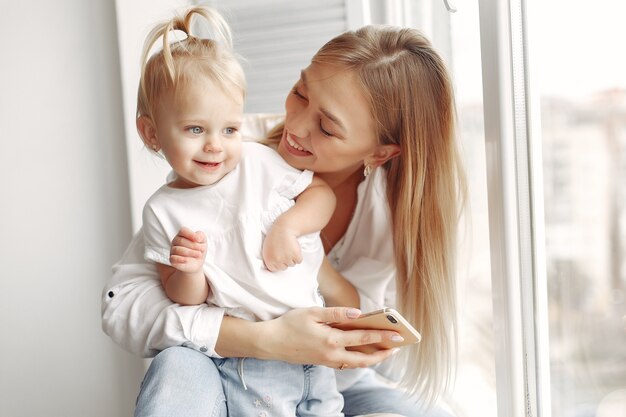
xmin=204 ymin=0 xmax=351 ymax=113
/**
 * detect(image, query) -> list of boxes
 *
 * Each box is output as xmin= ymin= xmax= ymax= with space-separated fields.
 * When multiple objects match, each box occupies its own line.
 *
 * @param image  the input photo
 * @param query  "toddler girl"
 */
xmin=136 ymin=6 xmax=342 ymax=416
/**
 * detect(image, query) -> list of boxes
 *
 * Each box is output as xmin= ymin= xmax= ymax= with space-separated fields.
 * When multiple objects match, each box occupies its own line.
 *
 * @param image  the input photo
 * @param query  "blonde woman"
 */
xmin=103 ymin=23 xmax=465 ymax=417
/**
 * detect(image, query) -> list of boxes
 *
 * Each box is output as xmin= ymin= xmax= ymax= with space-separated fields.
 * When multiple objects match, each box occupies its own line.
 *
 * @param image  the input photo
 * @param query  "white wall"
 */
xmin=0 ymin=1 xmax=144 ymax=416
xmin=115 ymin=0 xmax=191 ymax=232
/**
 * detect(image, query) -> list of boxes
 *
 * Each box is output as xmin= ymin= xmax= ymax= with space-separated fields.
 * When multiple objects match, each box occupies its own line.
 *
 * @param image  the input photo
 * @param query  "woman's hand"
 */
xmin=255 ymin=307 xmax=400 ymax=369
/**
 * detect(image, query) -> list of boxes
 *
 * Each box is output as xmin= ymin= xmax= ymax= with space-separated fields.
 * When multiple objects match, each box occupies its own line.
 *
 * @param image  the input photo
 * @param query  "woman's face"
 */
xmin=277 ymin=62 xmax=379 ymax=183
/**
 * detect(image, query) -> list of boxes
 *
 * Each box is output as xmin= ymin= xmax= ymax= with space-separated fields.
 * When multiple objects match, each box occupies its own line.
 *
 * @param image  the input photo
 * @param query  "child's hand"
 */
xmin=169 ymin=227 xmax=207 ymax=273
xmin=262 ymin=225 xmax=302 ymax=272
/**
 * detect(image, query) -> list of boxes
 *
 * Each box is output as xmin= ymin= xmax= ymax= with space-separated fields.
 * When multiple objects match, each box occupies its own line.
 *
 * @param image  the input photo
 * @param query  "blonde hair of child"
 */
xmin=136 ymin=6 xmax=245 ymax=121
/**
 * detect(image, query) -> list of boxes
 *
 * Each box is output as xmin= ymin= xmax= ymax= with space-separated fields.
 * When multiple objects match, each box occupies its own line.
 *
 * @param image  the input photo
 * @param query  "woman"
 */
xmin=102 ymin=24 xmax=466 ymax=417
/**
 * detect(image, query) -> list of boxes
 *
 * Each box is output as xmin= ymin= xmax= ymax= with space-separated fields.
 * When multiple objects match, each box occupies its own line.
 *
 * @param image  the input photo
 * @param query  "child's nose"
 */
xmin=203 ymin=135 xmax=223 ymax=152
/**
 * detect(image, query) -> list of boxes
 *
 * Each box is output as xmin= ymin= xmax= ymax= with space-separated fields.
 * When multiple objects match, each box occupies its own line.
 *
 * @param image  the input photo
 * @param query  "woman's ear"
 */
xmin=367 ymin=143 xmax=401 ymax=168
xmin=136 ymin=116 xmax=159 ymax=151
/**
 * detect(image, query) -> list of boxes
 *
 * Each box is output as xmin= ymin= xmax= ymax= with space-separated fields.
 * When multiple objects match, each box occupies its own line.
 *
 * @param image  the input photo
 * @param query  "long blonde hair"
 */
xmin=136 ymin=6 xmax=245 ymax=121
xmin=316 ymin=25 xmax=466 ymax=405
xmin=268 ymin=25 xmax=466 ymax=405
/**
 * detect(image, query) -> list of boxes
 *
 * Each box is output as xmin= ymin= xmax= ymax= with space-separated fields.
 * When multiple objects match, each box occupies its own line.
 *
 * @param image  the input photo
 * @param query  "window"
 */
xmin=528 ymin=1 xmax=626 ymax=416
xmin=115 ymin=1 xmax=626 ymax=415
xmin=480 ymin=0 xmax=626 ymax=415
xmin=204 ymin=0 xmax=358 ymax=113
xmin=447 ymin=2 xmax=497 ymax=416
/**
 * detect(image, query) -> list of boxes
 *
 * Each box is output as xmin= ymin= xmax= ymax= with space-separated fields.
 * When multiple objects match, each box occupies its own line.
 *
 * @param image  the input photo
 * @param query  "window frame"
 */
xmin=478 ymin=0 xmax=552 ymax=416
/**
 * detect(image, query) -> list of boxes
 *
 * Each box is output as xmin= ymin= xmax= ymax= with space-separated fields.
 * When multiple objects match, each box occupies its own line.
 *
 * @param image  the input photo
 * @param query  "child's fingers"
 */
xmin=172 ymin=235 xmax=206 ymax=251
xmin=265 ymin=262 xmax=287 ymax=272
xmin=171 ymin=245 xmax=203 ymax=259
xmin=265 ymin=256 xmax=303 ymax=271
xmin=177 ymin=227 xmax=197 ymax=240
xmin=172 ymin=235 xmax=200 ymax=250
xmin=194 ymin=230 xmax=206 ymax=243
xmin=170 ymin=255 xmax=201 ymax=271
xmin=170 ymin=255 xmax=189 ymax=266
xmin=178 ymin=227 xmax=206 ymax=244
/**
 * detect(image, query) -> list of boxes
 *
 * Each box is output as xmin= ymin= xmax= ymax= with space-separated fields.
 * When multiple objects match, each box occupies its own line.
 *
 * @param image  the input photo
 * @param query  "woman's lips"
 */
xmin=283 ymin=133 xmax=312 ymax=156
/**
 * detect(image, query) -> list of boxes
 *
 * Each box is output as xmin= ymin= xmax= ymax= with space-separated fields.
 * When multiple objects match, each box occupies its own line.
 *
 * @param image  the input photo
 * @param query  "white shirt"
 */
xmin=142 ymin=142 xmax=323 ymax=322
xmin=101 ymin=117 xmax=397 ymax=387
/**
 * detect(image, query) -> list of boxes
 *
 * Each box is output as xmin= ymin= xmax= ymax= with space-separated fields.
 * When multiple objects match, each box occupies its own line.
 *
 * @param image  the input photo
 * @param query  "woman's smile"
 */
xmin=282 ymin=131 xmax=312 ymax=156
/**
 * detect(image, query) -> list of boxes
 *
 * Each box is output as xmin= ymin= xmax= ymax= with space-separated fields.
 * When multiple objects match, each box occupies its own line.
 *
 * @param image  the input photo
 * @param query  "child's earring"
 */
xmin=150 ymin=143 xmax=165 ymax=159
xmin=363 ymin=164 xmax=373 ymax=177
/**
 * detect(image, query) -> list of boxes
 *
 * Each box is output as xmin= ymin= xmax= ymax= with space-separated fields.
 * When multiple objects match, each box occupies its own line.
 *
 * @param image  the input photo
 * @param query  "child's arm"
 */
xmin=317 ymin=256 xmax=360 ymax=308
xmin=263 ymin=176 xmax=336 ymax=271
xmin=158 ymin=227 xmax=210 ymax=306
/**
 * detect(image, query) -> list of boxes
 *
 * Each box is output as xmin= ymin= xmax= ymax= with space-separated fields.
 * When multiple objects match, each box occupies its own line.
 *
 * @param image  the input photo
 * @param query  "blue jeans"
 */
xmin=134 ymin=347 xmax=453 ymax=417
xmin=340 ymin=370 xmax=453 ymax=417
xmin=213 ymin=357 xmax=343 ymax=416
xmin=134 ymin=347 xmax=226 ymax=417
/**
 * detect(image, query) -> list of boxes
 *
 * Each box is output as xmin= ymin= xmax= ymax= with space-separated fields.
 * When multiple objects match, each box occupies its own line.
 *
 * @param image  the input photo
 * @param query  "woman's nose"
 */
xmin=286 ymin=108 xmax=313 ymax=140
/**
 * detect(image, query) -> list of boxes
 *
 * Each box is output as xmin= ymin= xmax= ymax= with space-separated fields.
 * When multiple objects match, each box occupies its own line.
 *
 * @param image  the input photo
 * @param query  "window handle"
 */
xmin=444 ymin=0 xmax=457 ymax=13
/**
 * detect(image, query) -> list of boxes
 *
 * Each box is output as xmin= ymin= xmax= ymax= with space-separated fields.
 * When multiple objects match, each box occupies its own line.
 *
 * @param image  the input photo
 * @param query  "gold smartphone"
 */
xmin=332 ymin=308 xmax=422 ymax=352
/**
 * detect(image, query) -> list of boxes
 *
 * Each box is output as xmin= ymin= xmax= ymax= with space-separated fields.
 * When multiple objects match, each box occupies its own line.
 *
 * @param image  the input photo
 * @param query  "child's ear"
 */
xmin=136 ymin=116 xmax=159 ymax=151
xmin=366 ymin=143 xmax=401 ymax=168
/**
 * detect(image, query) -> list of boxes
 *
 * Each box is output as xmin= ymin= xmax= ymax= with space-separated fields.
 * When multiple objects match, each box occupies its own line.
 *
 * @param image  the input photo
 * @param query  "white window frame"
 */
xmin=478 ymin=0 xmax=551 ymax=416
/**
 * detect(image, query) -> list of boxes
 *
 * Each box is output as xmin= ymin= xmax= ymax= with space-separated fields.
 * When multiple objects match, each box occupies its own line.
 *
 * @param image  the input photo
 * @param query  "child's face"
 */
xmin=152 ymin=78 xmax=244 ymax=188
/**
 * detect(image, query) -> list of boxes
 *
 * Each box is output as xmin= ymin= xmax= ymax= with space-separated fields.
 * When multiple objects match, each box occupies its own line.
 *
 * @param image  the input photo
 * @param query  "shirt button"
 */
xmin=200 ymin=346 xmax=208 ymax=352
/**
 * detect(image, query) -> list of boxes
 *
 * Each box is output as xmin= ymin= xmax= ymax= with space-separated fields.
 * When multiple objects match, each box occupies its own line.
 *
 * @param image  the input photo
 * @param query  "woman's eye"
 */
xmin=189 ymin=126 xmax=203 ymax=135
xmin=292 ymin=87 xmax=306 ymax=100
xmin=320 ymin=123 xmax=334 ymax=137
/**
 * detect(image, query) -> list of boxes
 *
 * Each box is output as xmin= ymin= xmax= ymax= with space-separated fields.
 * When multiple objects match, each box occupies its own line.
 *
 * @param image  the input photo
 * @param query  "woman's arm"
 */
xmin=216 ymin=307 xmax=399 ymax=368
xmin=317 ymin=256 xmax=360 ymax=308
xmin=103 ymin=231 xmax=400 ymax=367
xmin=102 ymin=230 xmax=224 ymax=357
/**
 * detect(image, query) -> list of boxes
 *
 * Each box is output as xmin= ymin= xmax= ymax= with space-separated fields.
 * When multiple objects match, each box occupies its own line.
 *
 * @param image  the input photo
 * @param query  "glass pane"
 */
xmin=444 ymin=2 xmax=497 ymax=416
xmin=529 ymin=1 xmax=626 ymax=416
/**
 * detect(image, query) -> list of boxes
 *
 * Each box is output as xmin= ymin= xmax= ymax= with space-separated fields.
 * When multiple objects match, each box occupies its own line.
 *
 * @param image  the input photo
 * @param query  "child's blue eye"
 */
xmin=190 ymin=126 xmax=203 ymax=134
xmin=224 ymin=127 xmax=237 ymax=135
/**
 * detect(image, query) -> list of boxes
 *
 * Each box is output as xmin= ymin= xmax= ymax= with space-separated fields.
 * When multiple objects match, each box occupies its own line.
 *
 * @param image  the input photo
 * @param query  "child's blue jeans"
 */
xmin=211 ymin=356 xmax=343 ymax=416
